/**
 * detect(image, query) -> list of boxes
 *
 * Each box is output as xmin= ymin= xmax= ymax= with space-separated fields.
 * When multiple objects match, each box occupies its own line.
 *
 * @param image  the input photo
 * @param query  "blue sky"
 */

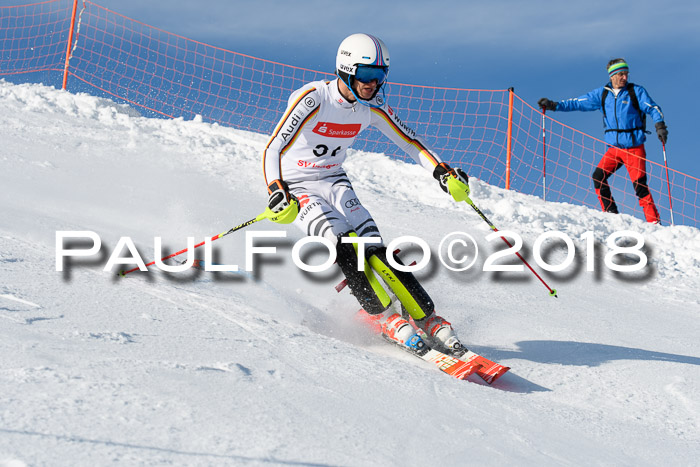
xmin=3 ymin=0 xmax=698 ymax=180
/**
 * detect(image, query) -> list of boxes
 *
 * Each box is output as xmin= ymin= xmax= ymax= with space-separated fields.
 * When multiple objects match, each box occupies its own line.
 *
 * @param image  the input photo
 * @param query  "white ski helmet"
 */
xmin=336 ymin=33 xmax=390 ymax=96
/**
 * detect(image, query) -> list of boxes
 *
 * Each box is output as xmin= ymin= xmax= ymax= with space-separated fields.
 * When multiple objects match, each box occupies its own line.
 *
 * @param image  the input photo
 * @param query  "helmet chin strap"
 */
xmin=338 ymin=73 xmax=386 ymax=109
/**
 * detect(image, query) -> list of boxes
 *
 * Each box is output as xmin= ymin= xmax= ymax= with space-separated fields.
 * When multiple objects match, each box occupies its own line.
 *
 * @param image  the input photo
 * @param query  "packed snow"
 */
xmin=1 ymin=80 xmax=699 ymax=466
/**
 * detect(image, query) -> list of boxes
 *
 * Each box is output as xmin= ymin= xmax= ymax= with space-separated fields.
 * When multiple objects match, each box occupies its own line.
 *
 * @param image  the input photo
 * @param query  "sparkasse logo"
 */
xmin=312 ymin=122 xmax=361 ymax=138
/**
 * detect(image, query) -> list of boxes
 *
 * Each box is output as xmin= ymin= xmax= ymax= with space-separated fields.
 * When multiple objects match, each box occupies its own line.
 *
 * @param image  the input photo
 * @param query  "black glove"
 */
xmin=538 ymin=98 xmax=557 ymax=111
xmin=655 ymin=121 xmax=668 ymax=144
xmin=267 ymin=179 xmax=295 ymax=213
xmin=433 ymin=162 xmax=469 ymax=201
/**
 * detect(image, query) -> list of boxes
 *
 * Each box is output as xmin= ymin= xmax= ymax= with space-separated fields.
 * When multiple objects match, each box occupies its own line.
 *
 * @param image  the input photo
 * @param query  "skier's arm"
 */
xmin=262 ymin=86 xmax=321 ymax=185
xmin=634 ymin=85 xmax=665 ymax=123
xmin=631 ymin=84 xmax=667 ymax=143
xmin=370 ymin=106 xmax=469 ymax=201
xmin=555 ymin=88 xmax=603 ymax=112
xmin=369 ymin=106 xmax=442 ymax=171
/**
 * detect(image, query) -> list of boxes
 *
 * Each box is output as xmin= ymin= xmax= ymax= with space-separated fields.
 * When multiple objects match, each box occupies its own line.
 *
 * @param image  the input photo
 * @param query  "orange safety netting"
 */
xmin=2 ymin=0 xmax=697 ymax=227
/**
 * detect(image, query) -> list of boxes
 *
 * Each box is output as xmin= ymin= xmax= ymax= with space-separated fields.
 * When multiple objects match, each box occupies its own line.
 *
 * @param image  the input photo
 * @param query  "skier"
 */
xmin=262 ymin=33 xmax=470 ymax=355
xmin=538 ymin=58 xmax=667 ymax=223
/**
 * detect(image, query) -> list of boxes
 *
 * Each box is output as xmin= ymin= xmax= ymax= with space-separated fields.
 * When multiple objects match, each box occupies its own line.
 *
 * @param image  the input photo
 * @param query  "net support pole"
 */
xmin=62 ymin=0 xmax=79 ymax=90
xmin=505 ymin=87 xmax=514 ymax=190
xmin=541 ymin=108 xmax=547 ymax=200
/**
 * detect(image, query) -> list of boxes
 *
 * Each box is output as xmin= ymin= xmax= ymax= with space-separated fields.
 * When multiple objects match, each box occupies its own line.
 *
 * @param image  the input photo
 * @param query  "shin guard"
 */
xmin=367 ymin=247 xmax=434 ymax=321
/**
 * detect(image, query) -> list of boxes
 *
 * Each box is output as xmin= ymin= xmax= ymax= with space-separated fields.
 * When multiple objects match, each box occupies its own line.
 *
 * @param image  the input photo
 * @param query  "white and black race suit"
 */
xmin=263 ymin=79 xmax=444 ymax=245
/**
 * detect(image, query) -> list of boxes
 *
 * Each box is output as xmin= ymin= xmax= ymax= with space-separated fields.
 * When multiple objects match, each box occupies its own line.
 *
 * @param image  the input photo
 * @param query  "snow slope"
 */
xmin=1 ymin=80 xmax=699 ymax=466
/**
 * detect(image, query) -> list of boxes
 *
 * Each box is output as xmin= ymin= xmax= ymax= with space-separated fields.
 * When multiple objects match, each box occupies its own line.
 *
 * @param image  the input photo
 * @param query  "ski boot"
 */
xmin=377 ymin=303 xmax=426 ymax=352
xmin=414 ymin=313 xmax=466 ymax=357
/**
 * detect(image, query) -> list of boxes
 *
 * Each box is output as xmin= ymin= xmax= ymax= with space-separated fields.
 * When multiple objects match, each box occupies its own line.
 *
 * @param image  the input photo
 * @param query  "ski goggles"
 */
xmin=354 ymin=65 xmax=389 ymax=84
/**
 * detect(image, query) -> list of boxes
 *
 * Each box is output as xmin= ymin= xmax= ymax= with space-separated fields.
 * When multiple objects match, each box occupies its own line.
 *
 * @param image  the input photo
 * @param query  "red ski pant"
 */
xmin=592 ymin=144 xmax=659 ymax=223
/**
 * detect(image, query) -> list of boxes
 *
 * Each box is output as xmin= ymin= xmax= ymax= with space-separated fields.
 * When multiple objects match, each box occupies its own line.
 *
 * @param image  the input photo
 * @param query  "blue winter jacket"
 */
xmin=556 ymin=83 xmax=664 ymax=149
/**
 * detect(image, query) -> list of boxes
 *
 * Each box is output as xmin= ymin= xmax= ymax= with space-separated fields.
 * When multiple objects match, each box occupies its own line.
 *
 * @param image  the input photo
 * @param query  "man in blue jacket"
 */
xmin=538 ymin=58 xmax=667 ymax=223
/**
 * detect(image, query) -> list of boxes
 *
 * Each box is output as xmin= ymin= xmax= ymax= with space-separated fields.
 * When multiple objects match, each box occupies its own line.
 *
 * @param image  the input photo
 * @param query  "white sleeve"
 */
xmin=262 ymin=85 xmax=321 ymax=185
xmin=369 ymin=105 xmax=443 ymax=171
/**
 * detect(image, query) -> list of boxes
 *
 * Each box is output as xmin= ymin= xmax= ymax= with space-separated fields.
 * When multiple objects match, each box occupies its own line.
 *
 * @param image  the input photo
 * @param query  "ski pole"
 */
xmin=662 ymin=142 xmax=675 ymax=225
xmin=541 ymin=108 xmax=547 ymax=201
xmin=118 ymin=203 xmax=295 ymax=277
xmin=463 ymin=195 xmax=558 ymax=298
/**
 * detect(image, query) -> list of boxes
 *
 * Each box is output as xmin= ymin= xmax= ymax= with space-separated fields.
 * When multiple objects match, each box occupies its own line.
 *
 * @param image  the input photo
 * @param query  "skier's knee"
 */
xmin=633 ymin=175 xmax=650 ymax=199
xmin=335 ymin=231 xmax=360 ymax=274
xmin=592 ymin=167 xmax=607 ymax=190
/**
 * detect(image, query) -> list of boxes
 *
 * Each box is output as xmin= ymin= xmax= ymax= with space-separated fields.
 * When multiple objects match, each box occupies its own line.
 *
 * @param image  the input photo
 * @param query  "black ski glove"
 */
xmin=655 ymin=121 xmax=668 ymax=144
xmin=538 ymin=98 xmax=557 ymax=111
